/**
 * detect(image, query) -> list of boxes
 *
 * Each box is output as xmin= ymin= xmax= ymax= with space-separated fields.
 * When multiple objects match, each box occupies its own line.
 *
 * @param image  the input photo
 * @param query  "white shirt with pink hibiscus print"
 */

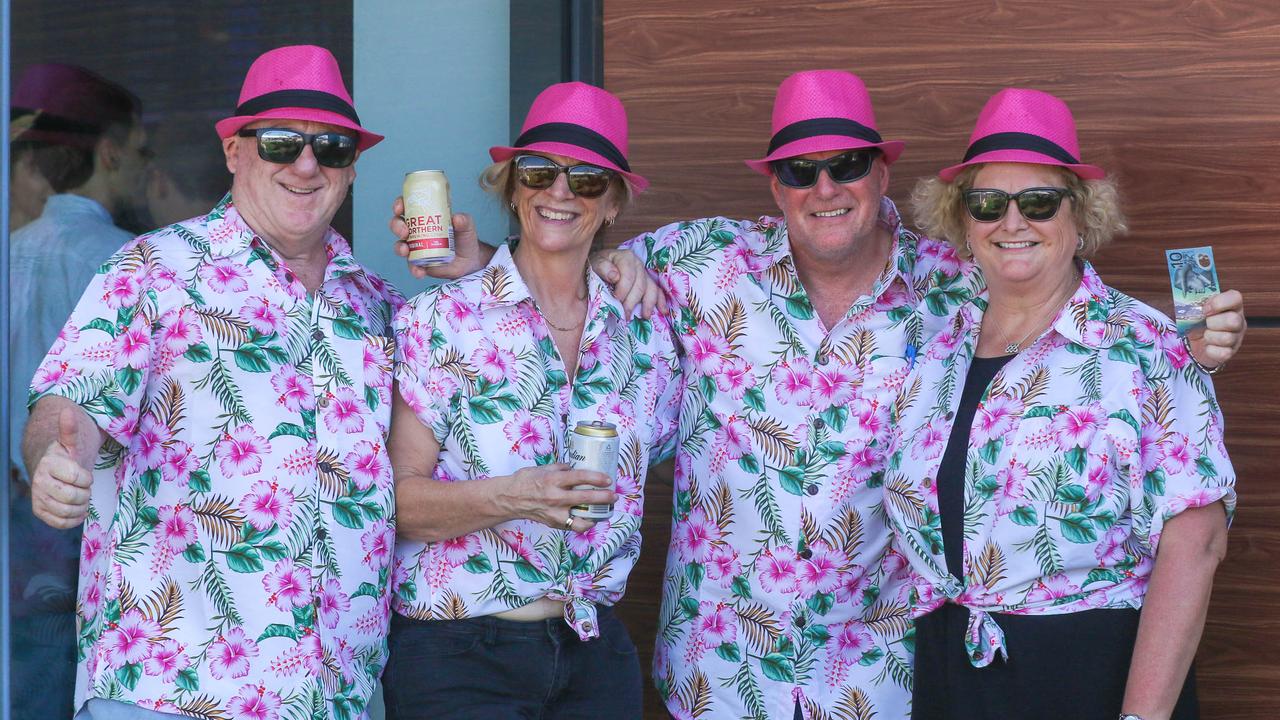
xmin=30 ymin=195 xmax=403 ymax=720
xmin=626 ymin=198 xmax=978 ymax=720
xmin=882 ymin=262 xmax=1236 ymax=667
xmin=391 ymin=243 xmax=682 ymax=640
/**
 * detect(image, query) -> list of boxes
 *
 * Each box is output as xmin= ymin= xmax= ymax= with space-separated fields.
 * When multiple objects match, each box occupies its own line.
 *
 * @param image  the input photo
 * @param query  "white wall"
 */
xmin=353 ymin=0 xmax=511 ymax=297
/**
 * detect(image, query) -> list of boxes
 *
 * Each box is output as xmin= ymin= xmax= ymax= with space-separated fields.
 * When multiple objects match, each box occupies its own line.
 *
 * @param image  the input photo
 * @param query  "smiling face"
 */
xmin=222 ymin=119 xmax=357 ymax=250
xmin=769 ymin=149 xmax=890 ymax=261
xmin=965 ymin=162 xmax=1079 ymax=293
xmin=511 ymin=152 xmax=619 ymax=254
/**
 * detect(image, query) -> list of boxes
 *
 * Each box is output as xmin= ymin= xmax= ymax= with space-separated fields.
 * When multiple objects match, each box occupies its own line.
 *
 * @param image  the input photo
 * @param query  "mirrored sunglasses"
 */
xmin=770 ymin=149 xmax=877 ymax=189
xmin=963 ymin=187 xmax=1072 ymax=223
xmin=514 ymin=154 xmax=615 ymax=198
xmin=237 ymin=128 xmax=358 ymax=169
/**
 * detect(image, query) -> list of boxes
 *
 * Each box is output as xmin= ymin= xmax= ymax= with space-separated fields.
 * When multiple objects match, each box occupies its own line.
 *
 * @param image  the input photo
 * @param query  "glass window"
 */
xmin=5 ymin=1 xmax=594 ymax=716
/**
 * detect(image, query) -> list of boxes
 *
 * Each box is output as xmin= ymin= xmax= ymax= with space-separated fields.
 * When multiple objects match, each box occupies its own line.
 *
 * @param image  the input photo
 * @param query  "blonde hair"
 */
xmin=910 ymin=164 xmax=1127 ymax=258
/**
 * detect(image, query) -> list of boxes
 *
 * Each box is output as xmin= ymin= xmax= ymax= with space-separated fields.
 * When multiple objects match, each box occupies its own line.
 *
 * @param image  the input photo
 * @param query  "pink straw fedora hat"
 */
xmin=744 ymin=69 xmax=905 ymax=175
xmin=489 ymin=81 xmax=648 ymax=193
xmin=11 ymin=63 xmax=140 ymax=148
xmin=215 ymin=45 xmax=383 ymax=151
xmin=938 ymin=88 xmax=1104 ymax=182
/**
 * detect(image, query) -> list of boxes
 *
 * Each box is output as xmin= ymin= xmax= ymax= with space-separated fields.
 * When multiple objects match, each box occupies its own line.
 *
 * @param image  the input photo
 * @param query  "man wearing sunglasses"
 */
xmin=23 ymin=45 xmax=403 ymax=720
xmin=391 ymin=69 xmax=1245 ymax=720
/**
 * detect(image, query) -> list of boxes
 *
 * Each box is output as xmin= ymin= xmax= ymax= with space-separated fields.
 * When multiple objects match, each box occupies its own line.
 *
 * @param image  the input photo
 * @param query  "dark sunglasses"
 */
xmin=237 ymin=128 xmax=358 ymax=168
xmin=513 ymin=154 xmax=615 ymax=198
xmin=963 ymin=187 xmax=1073 ymax=223
xmin=770 ymin=149 xmax=877 ymax=189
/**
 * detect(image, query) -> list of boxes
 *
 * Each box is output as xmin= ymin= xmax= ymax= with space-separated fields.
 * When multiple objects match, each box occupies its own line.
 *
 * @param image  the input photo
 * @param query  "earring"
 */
xmin=509 ymin=201 xmax=517 ymax=212
xmin=1076 ymin=234 xmax=1085 ymax=252
xmin=964 ymin=238 xmax=972 ymax=256
xmin=605 ymin=217 xmax=615 ymax=227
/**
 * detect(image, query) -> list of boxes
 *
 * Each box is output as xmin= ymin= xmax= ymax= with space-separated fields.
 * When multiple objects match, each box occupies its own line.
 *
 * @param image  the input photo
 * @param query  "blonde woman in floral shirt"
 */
xmin=383 ymin=83 xmax=681 ymax=719
xmin=886 ymin=88 xmax=1236 ymax=719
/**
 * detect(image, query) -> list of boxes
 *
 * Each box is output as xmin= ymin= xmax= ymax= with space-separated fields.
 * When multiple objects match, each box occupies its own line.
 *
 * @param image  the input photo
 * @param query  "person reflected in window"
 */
xmin=7 ymin=62 xmax=149 ymax=720
xmin=144 ymin=116 xmax=232 ymax=228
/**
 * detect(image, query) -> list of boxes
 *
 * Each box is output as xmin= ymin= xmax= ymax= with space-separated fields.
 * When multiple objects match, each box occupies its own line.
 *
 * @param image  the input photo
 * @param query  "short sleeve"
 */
xmin=1136 ymin=327 xmax=1237 ymax=550
xmin=29 ymin=238 xmax=157 ymax=447
xmin=392 ymin=291 xmax=455 ymax=442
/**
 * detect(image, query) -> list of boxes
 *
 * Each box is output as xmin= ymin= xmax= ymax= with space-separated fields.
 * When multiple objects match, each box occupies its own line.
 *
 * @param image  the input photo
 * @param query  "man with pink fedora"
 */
xmin=25 ymin=44 xmax=402 ymax=720
xmin=388 ymin=69 xmax=1244 ymax=720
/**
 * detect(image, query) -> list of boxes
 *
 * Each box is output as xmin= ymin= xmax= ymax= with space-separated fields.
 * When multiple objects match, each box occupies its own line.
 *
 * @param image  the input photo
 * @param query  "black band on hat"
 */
xmin=12 ymin=110 xmax=102 ymax=136
xmin=514 ymin=122 xmax=630 ymax=172
xmin=963 ymin=131 xmax=1079 ymax=164
xmin=235 ymin=89 xmax=361 ymax=125
xmin=767 ymin=117 xmax=883 ymax=155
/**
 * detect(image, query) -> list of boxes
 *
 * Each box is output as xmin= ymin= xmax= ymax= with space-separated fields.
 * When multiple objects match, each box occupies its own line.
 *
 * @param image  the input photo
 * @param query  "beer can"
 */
xmin=568 ymin=421 xmax=619 ymax=521
xmin=403 ymin=170 xmax=455 ymax=266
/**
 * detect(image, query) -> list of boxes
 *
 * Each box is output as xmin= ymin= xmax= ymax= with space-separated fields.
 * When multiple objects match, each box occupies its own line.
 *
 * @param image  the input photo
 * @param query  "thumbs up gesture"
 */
xmin=29 ymin=402 xmax=101 ymax=529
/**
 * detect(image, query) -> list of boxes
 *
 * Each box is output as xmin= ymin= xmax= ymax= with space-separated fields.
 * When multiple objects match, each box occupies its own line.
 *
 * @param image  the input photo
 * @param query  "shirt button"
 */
xmin=813 ymin=418 xmax=826 ymax=430
xmin=312 ymin=329 xmax=325 ymax=342
xmin=971 ymin=648 xmax=983 ymax=660
xmin=816 ymin=353 xmax=830 ymax=366
xmin=317 ymin=395 xmax=331 ymax=409
xmin=805 ymin=484 xmax=819 ymax=496
xmin=317 ymin=527 xmax=328 ymax=541
xmin=945 ymin=411 xmax=955 ymax=421
xmin=582 ymin=622 xmax=593 ymax=634
xmin=798 ymin=547 xmax=813 ymax=560
xmin=795 ymin=615 xmax=807 ymax=629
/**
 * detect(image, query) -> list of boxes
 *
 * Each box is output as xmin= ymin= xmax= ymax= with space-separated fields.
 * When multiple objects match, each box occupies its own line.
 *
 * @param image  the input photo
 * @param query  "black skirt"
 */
xmin=911 ymin=604 xmax=1199 ymax=720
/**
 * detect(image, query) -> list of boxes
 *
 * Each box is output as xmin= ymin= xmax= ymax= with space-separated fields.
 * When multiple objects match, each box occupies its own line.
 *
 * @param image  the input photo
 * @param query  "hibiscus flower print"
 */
xmin=239 ymin=480 xmax=295 ymax=532
xmin=758 ymin=546 xmax=799 ymax=594
xmin=104 ymin=608 xmax=161 ymax=668
xmin=345 ymin=440 xmax=390 ymax=491
xmin=199 ymin=257 xmax=251 ymax=293
xmin=687 ymin=326 xmax=729 ymax=376
xmin=470 ymin=337 xmax=518 ymax=384
xmin=239 ymin=297 xmax=285 ymax=338
xmin=154 ymin=504 xmax=198 ymax=553
xmin=269 ymin=365 xmax=314 ymax=412
xmin=323 ymin=386 xmax=368 ymax=434
xmin=316 ymin=579 xmax=352 ymax=629
xmin=217 ymin=426 xmax=271 ymax=477
xmin=143 ymin=638 xmax=189 ymax=682
xmin=101 ymin=269 xmax=143 ymax=309
xmin=207 ymin=627 xmax=259 ymax=680
xmin=261 ymin=559 xmax=312 ymax=610
xmin=696 ymin=601 xmax=738 ymax=647
xmin=503 ymin=410 xmax=554 ymax=459
xmin=226 ymin=684 xmax=283 ymax=720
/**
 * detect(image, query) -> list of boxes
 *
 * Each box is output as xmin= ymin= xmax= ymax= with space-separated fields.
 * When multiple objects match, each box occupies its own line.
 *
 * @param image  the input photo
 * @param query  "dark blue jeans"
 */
xmin=383 ymin=606 xmax=642 ymax=720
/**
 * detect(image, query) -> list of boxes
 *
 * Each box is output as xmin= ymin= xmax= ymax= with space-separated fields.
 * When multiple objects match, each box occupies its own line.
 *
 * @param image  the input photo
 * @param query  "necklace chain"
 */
xmin=989 ymin=271 xmax=1080 ymax=355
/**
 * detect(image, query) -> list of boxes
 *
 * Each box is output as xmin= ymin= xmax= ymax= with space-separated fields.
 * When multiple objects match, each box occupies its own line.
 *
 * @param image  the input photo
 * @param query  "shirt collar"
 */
xmin=41 ymin=193 xmax=114 ymax=223
xmin=1047 ymin=261 xmax=1122 ymax=351
xmin=959 ymin=261 xmax=1118 ymax=351
xmin=203 ymin=192 xmax=365 ymax=283
xmin=480 ymin=242 xmax=624 ymax=327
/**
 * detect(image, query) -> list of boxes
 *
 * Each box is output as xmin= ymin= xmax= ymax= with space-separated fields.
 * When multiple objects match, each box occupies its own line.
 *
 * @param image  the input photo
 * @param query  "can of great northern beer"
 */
xmin=403 ymin=170 xmax=455 ymax=266
xmin=568 ymin=420 xmax=619 ymax=521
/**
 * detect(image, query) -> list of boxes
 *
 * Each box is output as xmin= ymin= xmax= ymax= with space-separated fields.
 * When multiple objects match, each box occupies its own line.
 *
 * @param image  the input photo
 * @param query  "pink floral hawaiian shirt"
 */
xmin=392 ymin=244 xmax=682 ymax=639
xmin=883 ymin=263 xmax=1236 ymax=667
xmin=30 ymin=196 xmax=403 ymax=719
xmin=627 ymin=198 xmax=977 ymax=720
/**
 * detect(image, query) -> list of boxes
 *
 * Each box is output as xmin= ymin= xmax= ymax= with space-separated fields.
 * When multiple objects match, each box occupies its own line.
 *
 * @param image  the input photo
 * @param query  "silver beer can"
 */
xmin=568 ymin=421 xmax=619 ymax=521
xmin=403 ymin=170 xmax=455 ymax=266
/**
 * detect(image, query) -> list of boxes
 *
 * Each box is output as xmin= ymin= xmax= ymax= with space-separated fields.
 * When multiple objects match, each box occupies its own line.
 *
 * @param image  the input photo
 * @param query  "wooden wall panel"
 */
xmin=604 ymin=3 xmax=1280 ymax=718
